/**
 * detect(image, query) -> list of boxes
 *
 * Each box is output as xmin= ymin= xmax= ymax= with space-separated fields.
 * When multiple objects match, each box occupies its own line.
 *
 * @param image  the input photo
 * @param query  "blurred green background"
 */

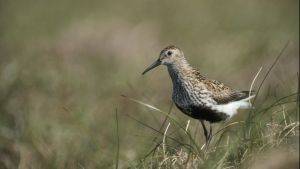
xmin=0 ymin=0 xmax=299 ymax=168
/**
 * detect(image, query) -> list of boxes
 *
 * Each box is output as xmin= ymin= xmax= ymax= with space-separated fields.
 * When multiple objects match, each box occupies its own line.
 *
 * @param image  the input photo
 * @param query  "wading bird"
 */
xmin=142 ymin=45 xmax=255 ymax=146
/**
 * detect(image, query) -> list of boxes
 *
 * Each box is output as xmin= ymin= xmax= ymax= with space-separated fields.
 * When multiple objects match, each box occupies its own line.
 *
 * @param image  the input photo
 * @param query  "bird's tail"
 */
xmin=238 ymin=93 xmax=255 ymax=109
xmin=242 ymin=90 xmax=256 ymax=97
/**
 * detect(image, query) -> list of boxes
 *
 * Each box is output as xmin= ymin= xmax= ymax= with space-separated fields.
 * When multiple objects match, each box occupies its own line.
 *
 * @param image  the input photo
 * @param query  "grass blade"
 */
xmin=115 ymin=109 xmax=120 ymax=169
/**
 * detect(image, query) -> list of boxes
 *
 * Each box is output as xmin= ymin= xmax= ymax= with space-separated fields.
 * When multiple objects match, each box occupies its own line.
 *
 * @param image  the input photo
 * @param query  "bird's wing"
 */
xmin=192 ymin=69 xmax=254 ymax=104
xmin=204 ymin=79 xmax=254 ymax=104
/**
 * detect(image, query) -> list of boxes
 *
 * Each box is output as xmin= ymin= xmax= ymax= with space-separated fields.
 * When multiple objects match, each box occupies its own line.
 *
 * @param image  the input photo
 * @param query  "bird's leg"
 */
xmin=200 ymin=120 xmax=209 ymax=145
xmin=208 ymin=122 xmax=213 ymax=145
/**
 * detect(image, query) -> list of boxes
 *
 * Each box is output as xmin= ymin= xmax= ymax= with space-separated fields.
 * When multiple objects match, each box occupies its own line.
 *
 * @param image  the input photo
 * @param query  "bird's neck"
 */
xmin=167 ymin=60 xmax=194 ymax=84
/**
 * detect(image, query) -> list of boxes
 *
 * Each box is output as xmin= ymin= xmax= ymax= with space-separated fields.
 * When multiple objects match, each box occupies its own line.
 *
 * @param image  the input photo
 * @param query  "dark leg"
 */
xmin=208 ymin=122 xmax=213 ymax=144
xmin=200 ymin=120 xmax=209 ymax=145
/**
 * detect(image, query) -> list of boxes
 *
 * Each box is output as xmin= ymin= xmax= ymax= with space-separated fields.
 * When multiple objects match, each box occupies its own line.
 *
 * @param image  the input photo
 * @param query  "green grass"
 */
xmin=124 ymin=93 xmax=298 ymax=168
xmin=0 ymin=0 xmax=299 ymax=168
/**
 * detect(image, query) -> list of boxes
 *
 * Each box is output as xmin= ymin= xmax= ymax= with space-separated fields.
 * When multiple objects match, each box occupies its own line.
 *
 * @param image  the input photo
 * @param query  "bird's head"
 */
xmin=142 ymin=45 xmax=184 ymax=75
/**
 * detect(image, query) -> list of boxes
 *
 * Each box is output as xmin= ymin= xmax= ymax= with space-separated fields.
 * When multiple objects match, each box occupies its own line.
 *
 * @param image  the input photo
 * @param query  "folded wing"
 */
xmin=192 ymin=69 xmax=254 ymax=104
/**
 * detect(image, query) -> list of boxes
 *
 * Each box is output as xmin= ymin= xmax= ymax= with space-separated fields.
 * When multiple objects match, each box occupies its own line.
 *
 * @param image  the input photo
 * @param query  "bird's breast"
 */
xmin=172 ymin=81 xmax=211 ymax=109
xmin=172 ymin=81 xmax=191 ymax=106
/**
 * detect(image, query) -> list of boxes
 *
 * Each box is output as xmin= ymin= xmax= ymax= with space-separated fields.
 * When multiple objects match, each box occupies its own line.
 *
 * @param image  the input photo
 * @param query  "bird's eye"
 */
xmin=167 ymin=51 xmax=172 ymax=56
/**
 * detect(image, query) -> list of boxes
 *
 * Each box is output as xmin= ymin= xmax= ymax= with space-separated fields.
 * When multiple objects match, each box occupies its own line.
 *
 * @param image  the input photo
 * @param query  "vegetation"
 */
xmin=0 ymin=0 xmax=299 ymax=168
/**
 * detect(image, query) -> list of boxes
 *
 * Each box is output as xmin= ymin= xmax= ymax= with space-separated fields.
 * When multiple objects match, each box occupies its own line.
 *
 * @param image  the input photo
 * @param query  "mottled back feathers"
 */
xmin=192 ymin=68 xmax=253 ymax=104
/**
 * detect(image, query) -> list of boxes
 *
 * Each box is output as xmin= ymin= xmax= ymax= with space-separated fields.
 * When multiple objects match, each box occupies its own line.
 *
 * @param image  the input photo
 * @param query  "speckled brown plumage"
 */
xmin=196 ymin=72 xmax=254 ymax=104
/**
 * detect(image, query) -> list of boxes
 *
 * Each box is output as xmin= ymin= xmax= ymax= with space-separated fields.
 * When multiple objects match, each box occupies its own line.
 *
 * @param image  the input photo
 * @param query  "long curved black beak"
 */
xmin=142 ymin=59 xmax=161 ymax=75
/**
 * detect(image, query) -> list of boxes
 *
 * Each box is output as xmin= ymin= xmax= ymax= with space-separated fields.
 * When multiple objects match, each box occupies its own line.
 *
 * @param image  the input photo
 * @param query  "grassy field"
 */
xmin=0 ymin=0 xmax=299 ymax=168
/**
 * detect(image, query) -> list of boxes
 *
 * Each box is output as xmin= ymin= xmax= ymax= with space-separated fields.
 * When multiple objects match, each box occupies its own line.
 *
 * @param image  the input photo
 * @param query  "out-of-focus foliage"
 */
xmin=0 ymin=0 xmax=298 ymax=168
